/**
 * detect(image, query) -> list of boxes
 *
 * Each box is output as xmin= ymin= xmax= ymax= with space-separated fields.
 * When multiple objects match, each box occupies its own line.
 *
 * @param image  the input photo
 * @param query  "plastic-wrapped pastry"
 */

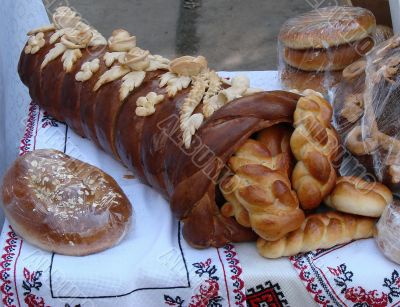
xmin=376 ymin=202 xmax=400 ymax=264
xmin=334 ymin=35 xmax=400 ymax=196
xmin=278 ymin=6 xmax=376 ymax=94
xmin=1 ymin=149 xmax=132 ymax=256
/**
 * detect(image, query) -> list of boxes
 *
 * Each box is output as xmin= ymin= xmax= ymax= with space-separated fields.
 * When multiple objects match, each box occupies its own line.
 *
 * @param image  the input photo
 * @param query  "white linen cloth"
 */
xmin=0 ymin=0 xmax=51 ymax=228
xmin=0 ymin=100 xmax=246 ymax=307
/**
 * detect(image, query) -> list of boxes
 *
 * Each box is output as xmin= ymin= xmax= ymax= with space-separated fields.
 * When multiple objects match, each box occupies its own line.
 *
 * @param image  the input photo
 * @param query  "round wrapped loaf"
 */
xmin=1 ymin=149 xmax=132 ymax=256
xmin=283 ymin=37 xmax=374 ymax=72
xmin=279 ymin=6 xmax=376 ymax=49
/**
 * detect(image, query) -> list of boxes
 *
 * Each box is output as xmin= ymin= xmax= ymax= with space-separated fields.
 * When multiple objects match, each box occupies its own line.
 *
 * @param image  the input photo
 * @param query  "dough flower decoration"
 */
xmin=61 ymin=23 xmax=93 ymax=49
xmin=25 ymin=32 xmax=46 ymax=55
xmin=53 ymin=6 xmax=81 ymax=30
xmin=42 ymin=23 xmax=93 ymax=72
xmin=95 ymin=46 xmax=150 ymax=99
xmin=40 ymin=8 xmax=106 ymax=72
xmin=93 ymin=30 xmax=169 ymax=99
xmin=108 ymin=29 xmax=136 ymax=52
xmin=118 ymin=47 xmax=150 ymax=71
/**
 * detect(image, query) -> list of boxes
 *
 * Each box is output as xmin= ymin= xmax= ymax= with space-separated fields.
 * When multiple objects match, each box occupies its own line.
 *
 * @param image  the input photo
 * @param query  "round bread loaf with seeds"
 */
xmin=1 ymin=149 xmax=132 ymax=256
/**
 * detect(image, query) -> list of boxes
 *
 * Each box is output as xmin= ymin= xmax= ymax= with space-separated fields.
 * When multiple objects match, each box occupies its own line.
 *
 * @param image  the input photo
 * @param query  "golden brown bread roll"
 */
xmin=220 ymin=125 xmax=296 ymax=229
xmin=278 ymin=6 xmax=376 ymax=49
xmin=257 ymin=211 xmax=376 ymax=258
xmin=221 ymin=124 xmax=304 ymax=241
xmin=1 ymin=149 xmax=132 ymax=256
xmin=221 ymin=164 xmax=305 ymax=241
xmin=283 ymin=37 xmax=374 ymax=72
xmin=290 ymin=95 xmax=340 ymax=210
xmin=324 ymin=176 xmax=392 ymax=217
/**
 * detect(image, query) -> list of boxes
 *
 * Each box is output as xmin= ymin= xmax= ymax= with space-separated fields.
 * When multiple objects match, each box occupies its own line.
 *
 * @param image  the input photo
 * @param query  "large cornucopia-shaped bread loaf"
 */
xmin=18 ymin=7 xmax=303 ymax=248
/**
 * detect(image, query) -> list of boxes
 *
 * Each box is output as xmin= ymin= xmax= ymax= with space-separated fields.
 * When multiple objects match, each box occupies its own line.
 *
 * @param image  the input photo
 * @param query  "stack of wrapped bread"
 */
xmin=3 ymin=6 xmax=396 ymax=259
xmin=279 ymin=6 xmax=377 ymax=94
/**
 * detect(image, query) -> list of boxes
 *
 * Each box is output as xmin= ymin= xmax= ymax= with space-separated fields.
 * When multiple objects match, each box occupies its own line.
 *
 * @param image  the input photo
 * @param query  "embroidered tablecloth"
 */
xmin=2 ymin=1 xmax=400 ymax=304
xmin=3 ymin=71 xmax=400 ymax=307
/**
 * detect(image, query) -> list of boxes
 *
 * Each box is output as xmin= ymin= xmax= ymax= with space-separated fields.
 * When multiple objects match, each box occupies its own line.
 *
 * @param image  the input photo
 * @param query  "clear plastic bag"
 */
xmin=376 ymin=201 xmax=400 ymax=264
xmin=334 ymin=35 xmax=400 ymax=195
xmin=278 ymin=6 xmax=377 ymax=95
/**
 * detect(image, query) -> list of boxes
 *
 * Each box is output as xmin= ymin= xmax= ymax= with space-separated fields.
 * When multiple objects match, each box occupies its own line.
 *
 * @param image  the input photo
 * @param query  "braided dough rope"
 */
xmin=257 ymin=211 xmax=376 ymax=258
xmin=220 ymin=125 xmax=294 ymax=227
xmin=290 ymin=95 xmax=340 ymax=210
xmin=324 ymin=176 xmax=392 ymax=217
xmin=220 ymin=125 xmax=305 ymax=241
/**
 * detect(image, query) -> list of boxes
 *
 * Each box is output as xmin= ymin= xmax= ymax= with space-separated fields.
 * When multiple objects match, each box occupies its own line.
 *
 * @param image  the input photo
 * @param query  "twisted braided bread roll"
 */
xmin=290 ymin=95 xmax=340 ymax=210
xmin=18 ymin=7 xmax=302 ymax=248
xmin=220 ymin=125 xmax=305 ymax=241
xmin=257 ymin=211 xmax=376 ymax=258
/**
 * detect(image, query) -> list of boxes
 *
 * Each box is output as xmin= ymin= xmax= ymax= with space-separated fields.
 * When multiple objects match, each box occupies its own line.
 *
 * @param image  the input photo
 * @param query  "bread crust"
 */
xmin=324 ymin=176 xmax=392 ymax=217
xmin=283 ymin=37 xmax=374 ymax=72
xmin=279 ymin=6 xmax=376 ymax=49
xmin=1 ymin=149 xmax=132 ymax=256
xmin=290 ymin=95 xmax=340 ymax=210
xmin=280 ymin=65 xmax=342 ymax=94
xmin=257 ymin=211 xmax=376 ymax=258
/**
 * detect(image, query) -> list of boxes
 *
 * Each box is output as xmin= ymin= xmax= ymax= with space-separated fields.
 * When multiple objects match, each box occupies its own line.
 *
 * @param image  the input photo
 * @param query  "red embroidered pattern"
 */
xmin=223 ymin=244 xmax=246 ymax=305
xmin=290 ymin=253 xmax=332 ymax=307
xmin=22 ymin=268 xmax=49 ymax=307
xmin=0 ymin=226 xmax=20 ymax=307
xmin=164 ymin=258 xmax=223 ymax=307
xmin=291 ymin=251 xmax=400 ymax=307
xmin=19 ymin=101 xmax=38 ymax=156
xmin=41 ymin=111 xmax=60 ymax=129
xmin=246 ymin=281 xmax=288 ymax=307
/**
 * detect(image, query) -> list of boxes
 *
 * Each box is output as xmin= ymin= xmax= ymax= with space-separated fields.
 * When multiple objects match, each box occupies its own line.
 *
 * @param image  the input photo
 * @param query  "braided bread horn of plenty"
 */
xmin=257 ymin=211 xmax=376 ymax=258
xmin=290 ymin=95 xmax=340 ymax=210
xmin=18 ymin=8 xmax=301 ymax=248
